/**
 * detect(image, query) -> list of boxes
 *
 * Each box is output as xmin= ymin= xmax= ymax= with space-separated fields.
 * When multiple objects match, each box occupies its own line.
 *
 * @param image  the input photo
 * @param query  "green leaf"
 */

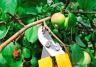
xmin=16 ymin=6 xmax=26 ymax=16
xmin=65 ymin=12 xmax=77 ymax=28
xmin=25 ymin=7 xmax=38 ymax=15
xmin=36 ymin=6 xmax=42 ymax=14
xmin=0 ymin=0 xmax=17 ymax=15
xmin=25 ymin=25 xmax=38 ymax=43
xmin=77 ymin=0 xmax=96 ymax=11
xmin=85 ymin=34 xmax=92 ymax=41
xmin=22 ymin=47 xmax=31 ymax=59
xmin=2 ymin=42 xmax=14 ymax=58
xmin=31 ymin=56 xmax=38 ymax=67
xmin=0 ymin=12 xmax=9 ymax=20
xmin=92 ymin=59 xmax=96 ymax=67
xmin=15 ymin=42 xmax=21 ymax=49
xmin=2 ymin=42 xmax=14 ymax=56
xmin=22 ymin=37 xmax=30 ymax=47
xmin=50 ymin=2 xmax=64 ymax=12
xmin=74 ymin=64 xmax=86 ymax=67
xmin=70 ymin=44 xmax=84 ymax=64
xmin=53 ymin=0 xmax=59 ymax=3
xmin=71 ymin=2 xmax=79 ymax=10
xmin=10 ymin=59 xmax=22 ymax=67
xmin=0 ymin=53 xmax=7 ymax=64
xmin=68 ymin=12 xmax=77 ymax=27
xmin=0 ymin=25 xmax=9 ymax=39
xmin=75 ymin=35 xmax=86 ymax=47
xmin=17 ymin=6 xmax=38 ymax=16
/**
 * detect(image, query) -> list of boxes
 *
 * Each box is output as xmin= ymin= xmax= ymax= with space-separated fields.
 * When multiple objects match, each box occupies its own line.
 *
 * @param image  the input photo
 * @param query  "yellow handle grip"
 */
xmin=38 ymin=57 xmax=53 ymax=67
xmin=56 ymin=53 xmax=72 ymax=67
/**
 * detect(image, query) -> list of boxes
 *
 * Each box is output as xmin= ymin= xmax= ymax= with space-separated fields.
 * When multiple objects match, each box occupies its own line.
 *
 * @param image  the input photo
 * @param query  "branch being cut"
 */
xmin=44 ymin=23 xmax=69 ymax=53
xmin=0 ymin=17 xmax=51 ymax=52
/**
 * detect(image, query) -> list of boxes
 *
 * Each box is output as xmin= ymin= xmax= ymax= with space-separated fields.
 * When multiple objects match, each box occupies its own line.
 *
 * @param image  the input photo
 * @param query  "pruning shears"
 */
xmin=38 ymin=25 xmax=72 ymax=67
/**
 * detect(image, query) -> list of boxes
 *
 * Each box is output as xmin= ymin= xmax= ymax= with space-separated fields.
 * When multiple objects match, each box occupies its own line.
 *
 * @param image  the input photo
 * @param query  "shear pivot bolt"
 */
xmin=46 ymin=42 xmax=51 ymax=48
xmin=55 ymin=46 xmax=60 ymax=51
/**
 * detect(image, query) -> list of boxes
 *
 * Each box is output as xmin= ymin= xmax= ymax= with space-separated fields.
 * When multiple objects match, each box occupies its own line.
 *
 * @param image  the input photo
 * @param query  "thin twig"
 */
xmin=63 ymin=9 xmax=96 ymax=14
xmin=16 ymin=17 xmax=39 ymax=41
xmin=7 ymin=13 xmax=25 ymax=26
xmin=44 ymin=23 xmax=69 ymax=53
xmin=7 ymin=13 xmax=25 ymax=41
xmin=72 ymin=10 xmax=96 ymax=14
xmin=15 ymin=14 xmax=25 ymax=26
xmin=0 ymin=21 xmax=6 ymax=25
xmin=0 ymin=17 xmax=51 ymax=52
xmin=15 ymin=32 xmax=24 ymax=41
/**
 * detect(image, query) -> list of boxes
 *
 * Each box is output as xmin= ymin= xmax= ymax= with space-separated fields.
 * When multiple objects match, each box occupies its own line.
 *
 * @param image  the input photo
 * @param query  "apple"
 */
xmin=83 ymin=51 xmax=91 ymax=64
xmin=51 ymin=12 xmax=65 ymax=27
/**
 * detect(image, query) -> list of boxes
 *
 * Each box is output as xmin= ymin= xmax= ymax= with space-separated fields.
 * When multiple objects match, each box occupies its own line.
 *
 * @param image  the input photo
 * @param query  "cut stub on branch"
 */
xmin=13 ymin=49 xmax=21 ymax=60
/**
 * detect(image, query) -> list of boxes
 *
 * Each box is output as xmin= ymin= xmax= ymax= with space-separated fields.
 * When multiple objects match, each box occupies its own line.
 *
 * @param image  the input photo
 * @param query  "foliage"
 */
xmin=0 ymin=0 xmax=96 ymax=67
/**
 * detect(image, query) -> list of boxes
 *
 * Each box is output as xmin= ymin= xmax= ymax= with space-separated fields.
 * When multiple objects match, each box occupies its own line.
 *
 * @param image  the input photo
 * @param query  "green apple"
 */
xmin=51 ymin=12 xmax=65 ymax=27
xmin=83 ymin=51 xmax=91 ymax=64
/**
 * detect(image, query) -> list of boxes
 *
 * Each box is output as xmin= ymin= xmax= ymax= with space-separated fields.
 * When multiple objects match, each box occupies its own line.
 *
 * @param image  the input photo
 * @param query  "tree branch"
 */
xmin=0 ymin=21 xmax=6 ymax=25
xmin=63 ymin=9 xmax=96 ymax=14
xmin=0 ymin=17 xmax=51 ymax=52
xmin=7 ymin=13 xmax=25 ymax=26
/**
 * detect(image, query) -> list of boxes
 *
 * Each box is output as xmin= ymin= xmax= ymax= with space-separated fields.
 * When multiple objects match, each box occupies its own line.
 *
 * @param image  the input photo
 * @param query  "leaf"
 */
xmin=68 ymin=12 xmax=77 ymax=27
xmin=85 ymin=34 xmax=92 ymax=41
xmin=10 ymin=58 xmax=22 ymax=67
xmin=74 ymin=64 xmax=86 ymax=67
xmin=16 ymin=6 xmax=26 ymax=16
xmin=25 ymin=25 xmax=38 ymax=43
xmin=0 ymin=53 xmax=7 ymax=64
xmin=71 ymin=2 xmax=79 ymax=10
xmin=22 ymin=47 xmax=31 ymax=59
xmin=31 ymin=56 xmax=38 ymax=67
xmin=47 ymin=0 xmax=53 ymax=6
xmin=75 ymin=35 xmax=86 ymax=47
xmin=0 ymin=0 xmax=17 ymax=15
xmin=65 ymin=12 xmax=77 ymax=28
xmin=36 ymin=6 xmax=43 ymax=14
xmin=25 ymin=7 xmax=38 ymax=15
xmin=0 ymin=25 xmax=9 ymax=39
xmin=70 ymin=44 xmax=84 ymax=64
xmin=2 ymin=42 xmax=14 ymax=58
xmin=50 ymin=2 xmax=64 ymax=12
xmin=77 ymin=0 xmax=96 ymax=11
xmin=92 ymin=59 xmax=96 ymax=67
xmin=22 ymin=37 xmax=30 ymax=48
xmin=15 ymin=42 xmax=21 ymax=49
